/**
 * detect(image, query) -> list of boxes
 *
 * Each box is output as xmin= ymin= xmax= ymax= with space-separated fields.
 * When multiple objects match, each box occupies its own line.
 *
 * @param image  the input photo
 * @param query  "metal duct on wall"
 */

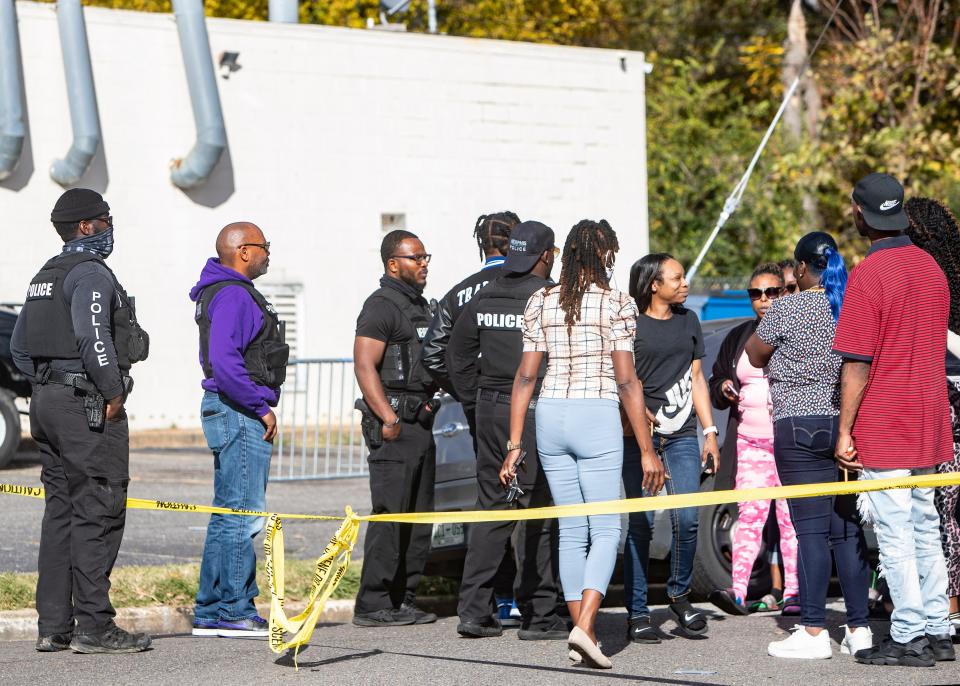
xmin=0 ymin=0 xmax=26 ymax=180
xmin=50 ymin=0 xmax=101 ymax=186
xmin=170 ymin=0 xmax=226 ymax=190
xmin=268 ymin=0 xmax=298 ymax=23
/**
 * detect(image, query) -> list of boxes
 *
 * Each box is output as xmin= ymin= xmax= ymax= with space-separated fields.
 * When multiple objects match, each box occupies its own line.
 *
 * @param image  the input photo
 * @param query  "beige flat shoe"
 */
xmin=568 ymin=626 xmax=612 ymax=669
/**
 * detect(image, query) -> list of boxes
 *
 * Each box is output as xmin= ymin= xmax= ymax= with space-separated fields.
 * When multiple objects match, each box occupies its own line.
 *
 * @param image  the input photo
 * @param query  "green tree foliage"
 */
xmin=645 ymin=54 xmax=803 ymax=276
xmin=773 ymin=16 xmax=960 ymax=261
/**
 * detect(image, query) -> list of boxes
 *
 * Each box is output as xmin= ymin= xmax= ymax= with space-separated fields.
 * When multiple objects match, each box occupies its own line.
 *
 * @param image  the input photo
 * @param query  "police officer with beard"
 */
xmin=352 ymin=230 xmax=440 ymax=627
xmin=448 ymin=221 xmax=566 ymax=639
xmin=11 ymin=189 xmax=151 ymax=654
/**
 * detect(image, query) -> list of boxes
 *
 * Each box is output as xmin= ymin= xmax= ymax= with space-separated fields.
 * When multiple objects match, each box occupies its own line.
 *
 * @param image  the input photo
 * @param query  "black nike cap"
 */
xmin=852 ymin=173 xmax=909 ymax=232
xmin=502 ymin=221 xmax=556 ymax=274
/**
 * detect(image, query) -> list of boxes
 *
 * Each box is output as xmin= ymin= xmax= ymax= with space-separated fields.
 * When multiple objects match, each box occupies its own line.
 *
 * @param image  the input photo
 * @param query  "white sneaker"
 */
xmin=767 ymin=625 xmax=832 ymax=659
xmin=839 ymin=625 xmax=873 ymax=655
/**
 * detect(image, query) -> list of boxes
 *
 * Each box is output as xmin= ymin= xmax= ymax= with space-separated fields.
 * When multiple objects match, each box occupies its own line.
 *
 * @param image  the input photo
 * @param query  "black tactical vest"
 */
xmin=474 ymin=277 xmax=549 ymax=385
xmin=22 ymin=251 xmax=150 ymax=371
xmin=373 ymin=286 xmax=435 ymax=393
xmin=195 ymin=280 xmax=290 ymax=391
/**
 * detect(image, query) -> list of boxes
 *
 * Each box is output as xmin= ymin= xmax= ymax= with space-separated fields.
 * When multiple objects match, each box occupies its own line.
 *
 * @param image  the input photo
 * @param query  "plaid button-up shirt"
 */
xmin=523 ymin=284 xmax=638 ymax=401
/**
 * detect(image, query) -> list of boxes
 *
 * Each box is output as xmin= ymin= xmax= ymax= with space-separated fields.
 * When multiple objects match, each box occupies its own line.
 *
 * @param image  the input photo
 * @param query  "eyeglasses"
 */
xmin=391 ymin=254 xmax=432 ymax=265
xmin=239 ymin=242 xmax=271 ymax=255
xmin=747 ymin=286 xmax=784 ymax=301
xmin=784 ymin=283 xmax=798 ymax=294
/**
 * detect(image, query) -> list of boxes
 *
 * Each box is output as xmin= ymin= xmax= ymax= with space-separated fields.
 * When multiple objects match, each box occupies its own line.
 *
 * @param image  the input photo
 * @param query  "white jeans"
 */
xmin=861 ymin=467 xmax=951 ymax=642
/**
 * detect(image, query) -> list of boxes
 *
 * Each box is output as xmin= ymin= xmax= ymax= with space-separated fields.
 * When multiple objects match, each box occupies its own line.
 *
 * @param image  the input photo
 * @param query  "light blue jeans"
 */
xmin=194 ymin=391 xmax=273 ymax=621
xmin=535 ymin=397 xmax=622 ymax=601
xmin=861 ymin=467 xmax=951 ymax=642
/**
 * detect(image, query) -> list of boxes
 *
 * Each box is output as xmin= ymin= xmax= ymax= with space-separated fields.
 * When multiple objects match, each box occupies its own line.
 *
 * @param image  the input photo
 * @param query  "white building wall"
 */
xmin=2 ymin=1 xmax=650 ymax=429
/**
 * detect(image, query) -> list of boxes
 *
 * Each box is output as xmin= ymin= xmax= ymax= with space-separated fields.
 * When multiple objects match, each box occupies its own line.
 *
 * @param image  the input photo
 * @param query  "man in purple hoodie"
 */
xmin=188 ymin=222 xmax=289 ymax=639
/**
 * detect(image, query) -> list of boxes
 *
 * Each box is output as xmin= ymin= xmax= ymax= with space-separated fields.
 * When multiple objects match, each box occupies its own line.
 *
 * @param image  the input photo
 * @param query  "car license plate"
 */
xmin=431 ymin=522 xmax=464 ymax=548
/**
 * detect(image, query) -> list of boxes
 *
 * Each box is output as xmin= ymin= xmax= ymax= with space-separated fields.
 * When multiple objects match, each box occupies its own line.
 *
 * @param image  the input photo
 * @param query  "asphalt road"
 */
xmin=2 ymin=603 xmax=959 ymax=685
xmin=0 ymin=447 xmax=373 ymax=572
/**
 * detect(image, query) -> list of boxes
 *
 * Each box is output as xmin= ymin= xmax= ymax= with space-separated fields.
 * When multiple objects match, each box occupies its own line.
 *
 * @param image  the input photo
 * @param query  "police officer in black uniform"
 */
xmin=11 ymin=189 xmax=151 ymax=654
xmin=420 ymin=211 xmax=519 ymax=437
xmin=420 ymin=212 xmax=523 ymax=622
xmin=448 ymin=221 xmax=566 ymax=639
xmin=352 ymin=229 xmax=440 ymax=627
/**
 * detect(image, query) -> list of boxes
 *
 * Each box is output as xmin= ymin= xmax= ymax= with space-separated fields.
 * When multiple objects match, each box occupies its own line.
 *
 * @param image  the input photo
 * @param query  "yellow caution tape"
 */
xmin=361 ymin=471 xmax=960 ymax=524
xmin=5 ymin=469 xmax=960 ymax=665
xmin=264 ymin=508 xmax=360 ymax=662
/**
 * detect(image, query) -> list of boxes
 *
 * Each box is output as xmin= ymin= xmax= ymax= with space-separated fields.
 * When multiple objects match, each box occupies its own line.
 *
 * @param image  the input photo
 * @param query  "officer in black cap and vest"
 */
xmin=11 ymin=189 xmax=151 ymax=654
xmin=448 ymin=221 xmax=567 ymax=639
xmin=352 ymin=229 xmax=440 ymax=627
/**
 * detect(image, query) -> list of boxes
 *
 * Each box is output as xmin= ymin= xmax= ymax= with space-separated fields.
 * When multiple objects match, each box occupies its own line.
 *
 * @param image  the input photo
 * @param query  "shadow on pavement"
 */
xmin=289 ymin=644 xmax=722 ymax=684
xmin=274 ymin=644 xmax=383 ymax=669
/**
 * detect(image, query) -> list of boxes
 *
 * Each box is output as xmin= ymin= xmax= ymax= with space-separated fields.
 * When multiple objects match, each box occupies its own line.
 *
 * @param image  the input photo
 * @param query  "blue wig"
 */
xmin=818 ymin=247 xmax=847 ymax=322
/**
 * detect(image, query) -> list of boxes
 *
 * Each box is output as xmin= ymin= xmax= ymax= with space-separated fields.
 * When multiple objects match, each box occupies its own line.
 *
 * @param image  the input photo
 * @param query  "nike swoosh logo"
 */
xmin=684 ymin=612 xmax=700 ymax=623
xmin=879 ymin=199 xmax=899 ymax=211
xmin=661 ymin=404 xmax=684 ymax=419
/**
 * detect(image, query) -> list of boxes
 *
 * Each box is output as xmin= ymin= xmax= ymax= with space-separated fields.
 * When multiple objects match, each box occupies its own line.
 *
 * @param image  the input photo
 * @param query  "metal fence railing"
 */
xmin=272 ymin=358 xmax=366 ymax=481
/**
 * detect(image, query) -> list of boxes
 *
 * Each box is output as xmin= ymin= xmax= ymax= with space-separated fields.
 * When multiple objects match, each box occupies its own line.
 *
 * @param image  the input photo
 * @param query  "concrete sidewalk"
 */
xmin=1 ymin=603 xmax=956 ymax=686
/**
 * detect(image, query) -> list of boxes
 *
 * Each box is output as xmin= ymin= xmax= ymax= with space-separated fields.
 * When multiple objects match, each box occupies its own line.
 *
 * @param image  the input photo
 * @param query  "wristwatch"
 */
xmin=506 ymin=440 xmax=523 ymax=452
xmin=702 ymin=425 xmax=719 ymax=436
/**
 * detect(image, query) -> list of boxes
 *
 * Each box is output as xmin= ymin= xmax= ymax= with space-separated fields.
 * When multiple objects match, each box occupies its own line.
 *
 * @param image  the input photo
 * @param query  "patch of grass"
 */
xmin=0 ymin=559 xmax=452 ymax=611
xmin=0 ymin=571 xmax=37 ymax=611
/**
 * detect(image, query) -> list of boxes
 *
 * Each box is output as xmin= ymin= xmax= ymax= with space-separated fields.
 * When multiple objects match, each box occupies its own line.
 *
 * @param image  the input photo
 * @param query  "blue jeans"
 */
xmin=535 ymin=398 xmax=622 ymax=601
xmin=194 ymin=391 xmax=273 ymax=621
xmin=861 ymin=467 xmax=950 ymax=642
xmin=623 ymin=434 xmax=701 ymax=617
xmin=773 ymin=415 xmax=870 ymax=629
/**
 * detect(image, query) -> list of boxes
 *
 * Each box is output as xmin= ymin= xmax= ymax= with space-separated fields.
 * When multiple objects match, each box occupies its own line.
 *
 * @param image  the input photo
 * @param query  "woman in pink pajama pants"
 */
xmin=708 ymin=264 xmax=798 ymax=614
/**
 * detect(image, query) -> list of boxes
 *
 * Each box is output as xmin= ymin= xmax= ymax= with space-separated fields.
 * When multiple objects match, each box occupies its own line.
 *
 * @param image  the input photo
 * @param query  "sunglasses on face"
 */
xmin=747 ymin=286 xmax=784 ymax=301
xmin=784 ymin=283 xmax=798 ymax=294
xmin=239 ymin=242 xmax=271 ymax=255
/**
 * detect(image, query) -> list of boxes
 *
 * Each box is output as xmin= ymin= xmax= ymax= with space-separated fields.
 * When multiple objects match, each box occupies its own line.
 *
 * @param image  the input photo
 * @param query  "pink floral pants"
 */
xmin=732 ymin=435 xmax=799 ymax=600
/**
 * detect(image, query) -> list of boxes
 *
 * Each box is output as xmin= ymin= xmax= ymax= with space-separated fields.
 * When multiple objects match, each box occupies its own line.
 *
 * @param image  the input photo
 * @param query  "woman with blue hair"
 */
xmin=745 ymin=231 xmax=872 ymax=660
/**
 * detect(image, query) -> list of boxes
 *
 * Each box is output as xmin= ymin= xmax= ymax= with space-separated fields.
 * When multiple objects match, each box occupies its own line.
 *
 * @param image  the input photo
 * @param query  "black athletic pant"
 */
xmin=457 ymin=390 xmax=560 ymax=628
xmin=31 ymin=383 xmax=130 ymax=636
xmin=464 ymin=401 xmax=517 ymax=601
xmin=355 ymin=419 xmax=436 ymax=614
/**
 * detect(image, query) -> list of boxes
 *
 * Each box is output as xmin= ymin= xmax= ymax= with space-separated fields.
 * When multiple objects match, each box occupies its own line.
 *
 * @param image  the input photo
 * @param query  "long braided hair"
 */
xmin=905 ymin=197 xmax=960 ymax=334
xmin=557 ymin=219 xmax=619 ymax=332
xmin=473 ymin=211 xmax=520 ymax=260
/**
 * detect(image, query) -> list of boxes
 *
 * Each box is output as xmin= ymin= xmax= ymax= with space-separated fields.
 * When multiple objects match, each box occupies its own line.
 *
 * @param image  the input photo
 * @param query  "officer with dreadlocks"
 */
xmin=448 ymin=221 xmax=567 ymax=640
xmin=11 ymin=189 xmax=151 ymax=654
xmin=421 ymin=211 xmax=520 ymax=437
xmin=352 ymin=229 xmax=440 ymax=627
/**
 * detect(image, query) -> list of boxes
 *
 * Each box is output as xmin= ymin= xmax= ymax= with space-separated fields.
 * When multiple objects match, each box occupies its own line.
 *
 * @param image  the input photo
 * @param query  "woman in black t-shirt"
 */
xmin=622 ymin=253 xmax=720 ymax=643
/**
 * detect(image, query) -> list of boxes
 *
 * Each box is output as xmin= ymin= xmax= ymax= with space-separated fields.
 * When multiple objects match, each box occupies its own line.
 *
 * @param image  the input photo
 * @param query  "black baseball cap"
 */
xmin=852 ymin=173 xmax=909 ymax=231
xmin=502 ymin=221 xmax=556 ymax=274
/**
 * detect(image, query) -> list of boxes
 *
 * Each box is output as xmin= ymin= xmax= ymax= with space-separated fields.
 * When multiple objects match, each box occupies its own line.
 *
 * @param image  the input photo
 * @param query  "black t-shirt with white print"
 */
xmin=634 ymin=307 xmax=705 ymax=437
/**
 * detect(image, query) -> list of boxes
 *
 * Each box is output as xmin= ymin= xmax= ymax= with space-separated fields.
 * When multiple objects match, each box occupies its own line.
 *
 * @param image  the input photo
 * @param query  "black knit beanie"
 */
xmin=50 ymin=188 xmax=110 ymax=223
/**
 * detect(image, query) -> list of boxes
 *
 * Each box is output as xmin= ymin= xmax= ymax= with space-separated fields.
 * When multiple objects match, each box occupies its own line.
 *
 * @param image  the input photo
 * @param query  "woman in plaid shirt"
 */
xmin=499 ymin=219 xmax=663 ymax=669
